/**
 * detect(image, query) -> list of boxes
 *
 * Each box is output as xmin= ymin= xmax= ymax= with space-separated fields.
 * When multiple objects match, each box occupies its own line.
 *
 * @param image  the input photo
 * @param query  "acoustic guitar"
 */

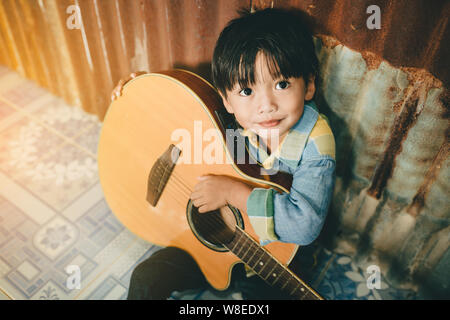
xmin=97 ymin=69 xmax=323 ymax=300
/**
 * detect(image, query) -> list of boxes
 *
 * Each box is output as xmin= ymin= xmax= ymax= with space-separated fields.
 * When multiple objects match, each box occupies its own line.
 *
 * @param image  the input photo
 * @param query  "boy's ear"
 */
xmin=304 ymin=75 xmax=316 ymax=101
xmin=219 ymin=92 xmax=234 ymax=114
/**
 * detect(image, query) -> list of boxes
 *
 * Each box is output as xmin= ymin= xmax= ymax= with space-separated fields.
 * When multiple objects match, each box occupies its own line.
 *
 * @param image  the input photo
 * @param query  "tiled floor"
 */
xmin=0 ymin=65 xmax=419 ymax=300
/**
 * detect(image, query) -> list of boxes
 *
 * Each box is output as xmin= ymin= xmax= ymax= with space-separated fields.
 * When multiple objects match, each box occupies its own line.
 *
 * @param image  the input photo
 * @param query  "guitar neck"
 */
xmin=225 ymin=227 xmax=322 ymax=300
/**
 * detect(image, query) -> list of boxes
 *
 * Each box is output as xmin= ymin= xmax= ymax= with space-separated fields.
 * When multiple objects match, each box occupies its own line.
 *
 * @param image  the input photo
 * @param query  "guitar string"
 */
xmin=161 ymin=177 xmax=312 ymax=299
xmin=161 ymin=184 xmax=190 ymax=209
xmin=171 ymin=172 xmax=194 ymax=194
xmin=164 ymin=174 xmax=191 ymax=198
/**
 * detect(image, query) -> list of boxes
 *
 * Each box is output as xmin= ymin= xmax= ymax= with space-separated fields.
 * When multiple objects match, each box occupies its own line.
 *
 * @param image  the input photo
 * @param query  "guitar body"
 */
xmin=97 ymin=70 xmax=298 ymax=291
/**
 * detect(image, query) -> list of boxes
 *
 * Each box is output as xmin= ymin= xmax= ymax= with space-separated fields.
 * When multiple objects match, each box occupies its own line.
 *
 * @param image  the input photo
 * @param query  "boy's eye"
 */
xmin=276 ymin=80 xmax=290 ymax=90
xmin=239 ymin=88 xmax=253 ymax=96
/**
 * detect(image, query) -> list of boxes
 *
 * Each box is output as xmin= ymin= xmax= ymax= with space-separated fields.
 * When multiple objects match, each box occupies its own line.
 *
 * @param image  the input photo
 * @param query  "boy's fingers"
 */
xmin=193 ymin=183 xmax=202 ymax=192
xmin=190 ymin=191 xmax=201 ymax=200
xmin=111 ymin=72 xmax=146 ymax=102
xmin=111 ymin=90 xmax=119 ymax=102
xmin=193 ymin=199 xmax=207 ymax=209
xmin=111 ymin=80 xmax=124 ymax=101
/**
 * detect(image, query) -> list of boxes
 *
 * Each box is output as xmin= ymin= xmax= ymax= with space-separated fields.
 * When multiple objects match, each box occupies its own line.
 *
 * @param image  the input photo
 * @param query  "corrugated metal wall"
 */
xmin=0 ymin=0 xmax=252 ymax=119
xmin=0 ymin=0 xmax=448 ymax=296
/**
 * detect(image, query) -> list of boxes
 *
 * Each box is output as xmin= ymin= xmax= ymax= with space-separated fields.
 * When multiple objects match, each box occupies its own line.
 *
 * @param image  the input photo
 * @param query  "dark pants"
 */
xmin=127 ymin=246 xmax=295 ymax=300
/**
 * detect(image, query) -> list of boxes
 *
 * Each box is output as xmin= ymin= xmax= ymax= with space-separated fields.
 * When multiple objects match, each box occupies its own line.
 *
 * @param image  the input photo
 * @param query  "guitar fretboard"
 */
xmin=225 ymin=227 xmax=321 ymax=300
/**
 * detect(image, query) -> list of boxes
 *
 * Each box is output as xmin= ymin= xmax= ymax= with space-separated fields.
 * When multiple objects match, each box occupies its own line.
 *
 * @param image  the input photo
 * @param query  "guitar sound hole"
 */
xmin=187 ymin=201 xmax=244 ymax=252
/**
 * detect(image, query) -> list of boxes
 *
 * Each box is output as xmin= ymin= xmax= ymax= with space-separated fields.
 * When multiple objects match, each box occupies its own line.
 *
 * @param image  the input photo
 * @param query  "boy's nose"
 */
xmin=258 ymin=104 xmax=276 ymax=114
xmin=257 ymin=92 xmax=277 ymax=114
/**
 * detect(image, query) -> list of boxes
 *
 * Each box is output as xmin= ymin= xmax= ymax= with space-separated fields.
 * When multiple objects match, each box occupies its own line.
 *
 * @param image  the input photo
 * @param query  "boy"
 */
xmin=125 ymin=8 xmax=335 ymax=300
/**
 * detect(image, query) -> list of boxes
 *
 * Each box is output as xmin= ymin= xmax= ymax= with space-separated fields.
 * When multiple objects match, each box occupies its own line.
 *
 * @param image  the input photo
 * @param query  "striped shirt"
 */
xmin=241 ymin=101 xmax=336 ymax=245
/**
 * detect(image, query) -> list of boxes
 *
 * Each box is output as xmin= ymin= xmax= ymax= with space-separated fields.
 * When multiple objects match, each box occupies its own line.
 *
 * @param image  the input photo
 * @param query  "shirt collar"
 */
xmin=241 ymin=101 xmax=319 ymax=170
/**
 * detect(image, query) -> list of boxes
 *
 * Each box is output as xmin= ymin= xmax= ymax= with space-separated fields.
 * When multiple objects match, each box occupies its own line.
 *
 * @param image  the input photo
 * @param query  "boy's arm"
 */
xmin=191 ymin=156 xmax=335 ymax=246
xmin=247 ymin=156 xmax=336 ymax=245
xmin=226 ymin=180 xmax=253 ymax=214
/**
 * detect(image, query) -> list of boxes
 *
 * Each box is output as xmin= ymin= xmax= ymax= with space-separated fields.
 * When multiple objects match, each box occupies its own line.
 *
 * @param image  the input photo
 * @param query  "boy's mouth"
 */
xmin=258 ymin=119 xmax=281 ymax=128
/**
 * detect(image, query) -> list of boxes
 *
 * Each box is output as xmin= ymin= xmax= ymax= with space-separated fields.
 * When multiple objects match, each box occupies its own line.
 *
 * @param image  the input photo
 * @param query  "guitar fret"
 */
xmin=249 ymin=248 xmax=265 ymax=270
xmin=274 ymin=267 xmax=296 ymax=289
xmin=286 ymin=278 xmax=311 ymax=300
xmin=244 ymin=241 xmax=259 ymax=263
xmin=256 ymin=258 xmax=268 ymax=273
xmin=286 ymin=276 xmax=299 ymax=295
xmin=228 ymin=228 xmax=321 ymax=300
xmin=290 ymin=283 xmax=300 ymax=296
xmin=270 ymin=267 xmax=285 ymax=285
xmin=280 ymin=277 xmax=290 ymax=290
xmin=258 ymin=257 xmax=275 ymax=278
xmin=303 ymin=288 xmax=320 ymax=300
xmin=230 ymin=231 xmax=243 ymax=251
xmin=235 ymin=236 xmax=250 ymax=257
xmin=239 ymin=238 xmax=254 ymax=261
xmin=230 ymin=230 xmax=253 ymax=259
xmin=263 ymin=265 xmax=275 ymax=280
xmin=233 ymin=232 xmax=263 ymax=267
xmin=301 ymin=288 xmax=309 ymax=300
xmin=263 ymin=262 xmax=278 ymax=281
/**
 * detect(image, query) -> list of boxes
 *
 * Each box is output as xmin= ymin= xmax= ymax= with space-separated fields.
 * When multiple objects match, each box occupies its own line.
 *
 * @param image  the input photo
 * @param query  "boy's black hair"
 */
xmin=212 ymin=8 xmax=318 ymax=98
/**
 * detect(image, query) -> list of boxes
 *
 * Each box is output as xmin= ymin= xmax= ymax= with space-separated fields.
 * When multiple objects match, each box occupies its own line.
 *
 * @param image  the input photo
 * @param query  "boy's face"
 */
xmin=220 ymin=53 xmax=315 ymax=145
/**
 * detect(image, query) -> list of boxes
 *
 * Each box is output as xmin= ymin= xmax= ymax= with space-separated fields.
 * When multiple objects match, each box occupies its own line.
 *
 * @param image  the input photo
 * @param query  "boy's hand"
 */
xmin=190 ymin=174 xmax=253 ymax=214
xmin=111 ymin=71 xmax=147 ymax=102
xmin=190 ymin=175 xmax=231 ymax=213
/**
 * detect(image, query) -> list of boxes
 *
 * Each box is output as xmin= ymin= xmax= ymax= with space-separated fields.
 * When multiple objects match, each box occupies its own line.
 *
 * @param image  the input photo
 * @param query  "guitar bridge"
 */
xmin=146 ymin=144 xmax=181 ymax=206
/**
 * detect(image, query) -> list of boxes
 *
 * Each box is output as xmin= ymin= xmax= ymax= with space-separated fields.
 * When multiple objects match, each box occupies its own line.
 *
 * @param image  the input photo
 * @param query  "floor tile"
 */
xmin=29 ymin=96 xmax=99 ymax=140
xmin=0 ymin=117 xmax=66 ymax=178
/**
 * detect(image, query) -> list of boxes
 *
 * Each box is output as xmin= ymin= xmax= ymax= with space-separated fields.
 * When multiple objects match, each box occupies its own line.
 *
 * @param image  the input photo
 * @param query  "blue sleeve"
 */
xmin=273 ymin=156 xmax=336 ymax=245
